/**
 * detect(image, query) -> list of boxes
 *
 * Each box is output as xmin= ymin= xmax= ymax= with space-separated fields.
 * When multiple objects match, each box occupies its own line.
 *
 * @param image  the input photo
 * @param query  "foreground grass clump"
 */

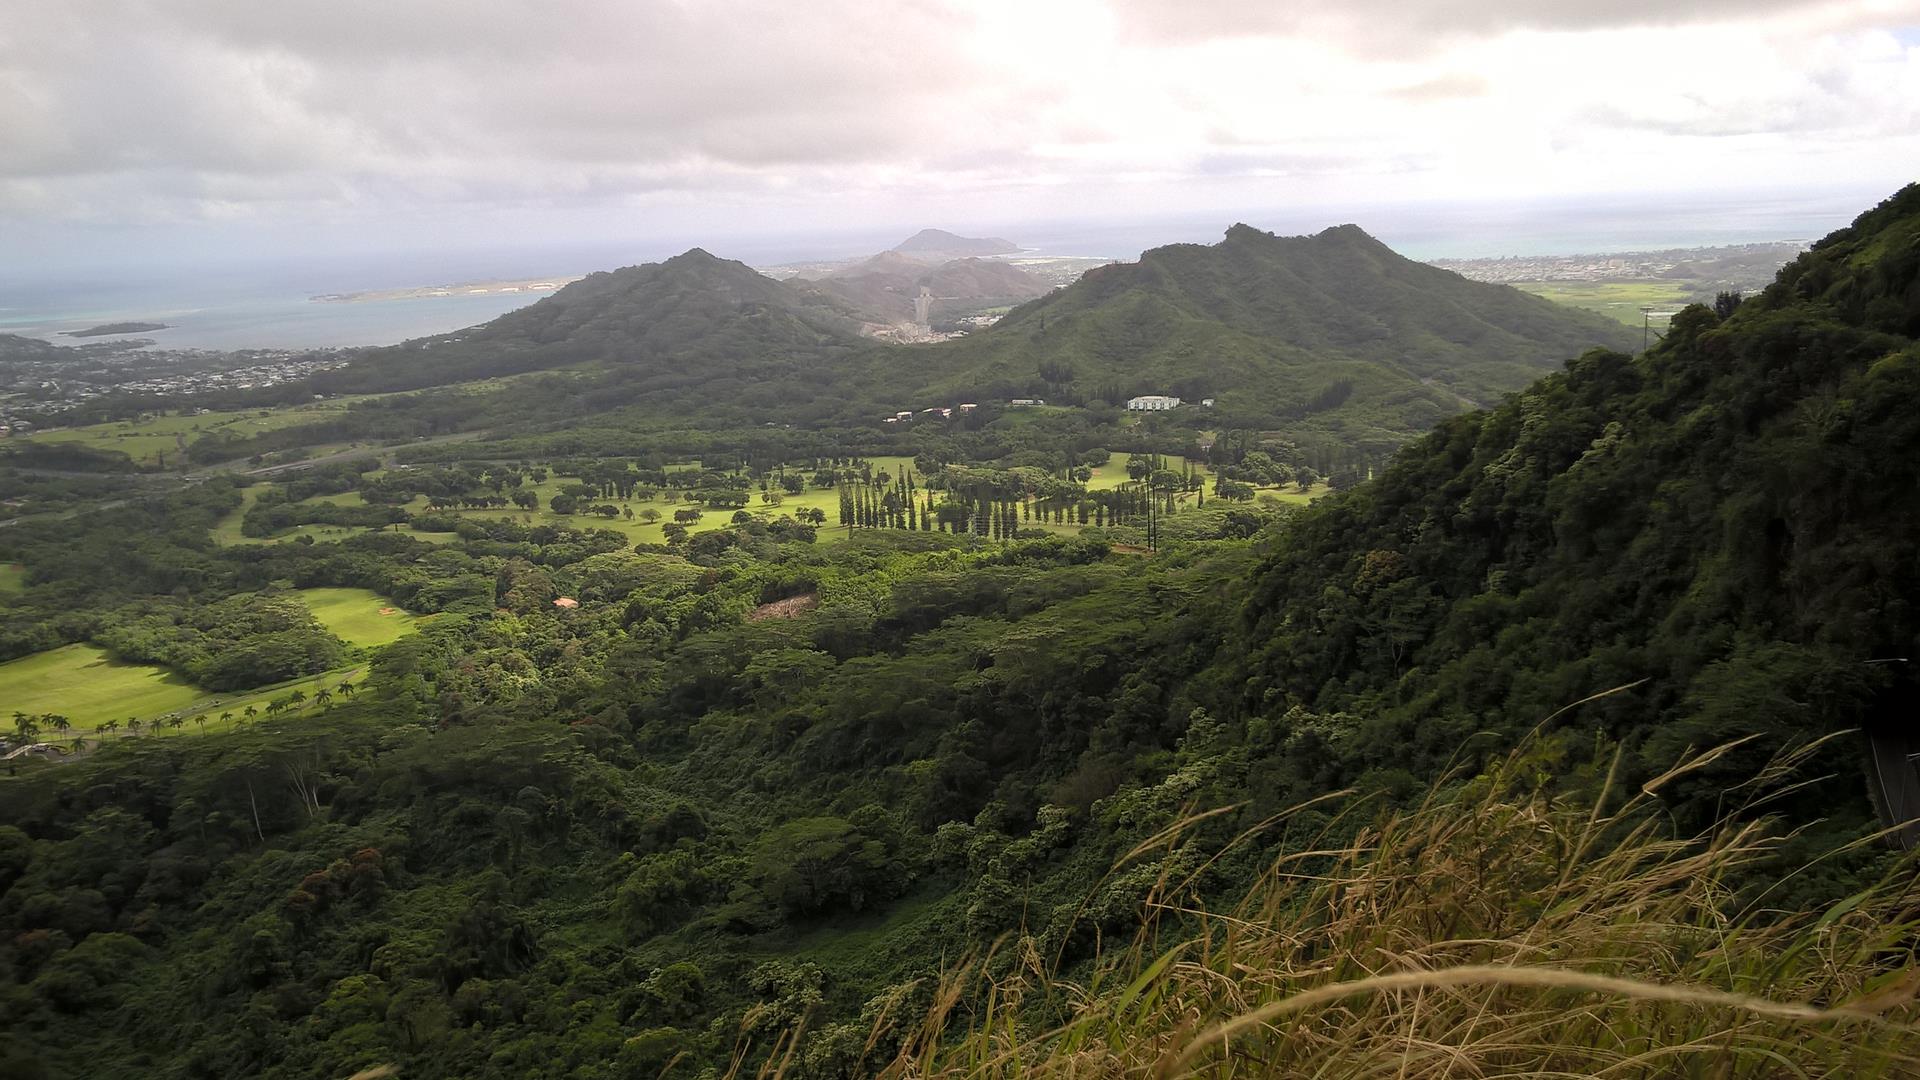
xmin=812 ymin=744 xmax=1920 ymax=1079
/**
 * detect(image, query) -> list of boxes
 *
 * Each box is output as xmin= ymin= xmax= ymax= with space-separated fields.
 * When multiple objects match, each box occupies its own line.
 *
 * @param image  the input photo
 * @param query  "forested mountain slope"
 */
xmin=290 ymin=222 xmax=1631 ymax=456
xmin=311 ymin=249 xmax=869 ymax=395
xmin=1211 ymin=182 xmax=1920 ymax=822
xmin=869 ymin=222 xmax=1639 ymax=451
xmin=1 ymin=188 xmax=1915 ymax=1078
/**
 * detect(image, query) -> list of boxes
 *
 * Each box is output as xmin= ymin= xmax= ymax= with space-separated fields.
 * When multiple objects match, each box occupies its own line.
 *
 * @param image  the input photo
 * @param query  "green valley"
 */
xmin=0 ymin=186 xmax=1915 ymax=1079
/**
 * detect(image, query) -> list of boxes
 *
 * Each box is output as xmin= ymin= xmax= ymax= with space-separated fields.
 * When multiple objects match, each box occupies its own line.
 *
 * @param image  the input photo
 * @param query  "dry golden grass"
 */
xmin=734 ymin=735 xmax=1920 ymax=1079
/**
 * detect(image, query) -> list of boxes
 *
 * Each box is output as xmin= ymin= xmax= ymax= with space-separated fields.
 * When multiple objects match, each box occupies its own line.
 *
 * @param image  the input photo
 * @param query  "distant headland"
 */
xmin=61 ymin=321 xmax=170 ymax=337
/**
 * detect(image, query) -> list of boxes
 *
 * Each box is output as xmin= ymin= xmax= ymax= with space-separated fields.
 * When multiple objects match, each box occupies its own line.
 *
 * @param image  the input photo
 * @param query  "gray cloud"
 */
xmin=1108 ymin=0 xmax=1918 ymax=52
xmin=0 ymin=0 xmax=1915 ymax=244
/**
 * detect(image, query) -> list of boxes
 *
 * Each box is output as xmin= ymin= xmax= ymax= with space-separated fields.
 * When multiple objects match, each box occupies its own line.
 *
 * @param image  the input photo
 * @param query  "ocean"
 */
xmin=0 ymin=188 xmax=1878 ymax=352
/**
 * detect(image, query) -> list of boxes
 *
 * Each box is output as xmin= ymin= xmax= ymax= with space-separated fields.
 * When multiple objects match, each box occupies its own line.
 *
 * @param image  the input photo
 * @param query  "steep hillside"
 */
xmin=1216 ymin=183 xmax=1920 ymax=827
xmin=311 ymin=249 xmax=867 ymax=395
xmin=888 ymin=223 xmax=1638 ymax=452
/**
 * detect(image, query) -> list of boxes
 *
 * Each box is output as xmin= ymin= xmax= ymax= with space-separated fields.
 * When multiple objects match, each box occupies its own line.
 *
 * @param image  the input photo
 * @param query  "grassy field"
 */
xmin=209 ymin=454 xmax=1326 ymax=549
xmin=0 ymin=563 xmax=24 ymax=596
xmin=0 ymin=644 xmax=204 ymax=727
xmin=4 ymin=588 xmax=421 ymax=737
xmin=391 ymin=456 xmax=928 ymax=547
xmin=17 ymin=400 xmax=377 ymax=469
xmin=211 ymin=486 xmax=455 ymax=547
xmin=0 ymin=643 xmax=375 ymax=736
xmin=296 ymin=587 xmax=427 ymax=647
xmin=1514 ymin=281 xmax=1694 ymax=329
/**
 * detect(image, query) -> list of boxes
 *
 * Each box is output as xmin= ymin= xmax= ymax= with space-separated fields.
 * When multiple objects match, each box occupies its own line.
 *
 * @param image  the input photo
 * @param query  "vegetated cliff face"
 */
xmin=1219 ymin=183 xmax=1920 ymax=828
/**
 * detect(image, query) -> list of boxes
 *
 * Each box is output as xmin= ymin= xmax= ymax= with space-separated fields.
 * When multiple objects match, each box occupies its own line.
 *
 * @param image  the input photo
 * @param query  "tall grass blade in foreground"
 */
xmin=792 ymin=740 xmax=1920 ymax=1078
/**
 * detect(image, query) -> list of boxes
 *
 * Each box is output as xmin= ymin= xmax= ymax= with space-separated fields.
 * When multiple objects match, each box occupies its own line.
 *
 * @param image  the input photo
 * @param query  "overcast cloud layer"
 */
xmin=2 ymin=0 xmax=1917 ymax=265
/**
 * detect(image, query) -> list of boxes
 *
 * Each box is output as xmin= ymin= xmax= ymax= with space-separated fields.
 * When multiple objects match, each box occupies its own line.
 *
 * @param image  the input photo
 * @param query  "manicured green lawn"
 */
xmin=296 ymin=587 xmax=426 ymax=647
xmin=0 ymin=643 xmax=371 ymax=739
xmin=216 ymin=454 xmax=1256 ymax=551
xmin=19 ymin=400 xmax=377 ymax=468
xmin=1514 ymin=281 xmax=1693 ymax=328
xmin=211 ymin=487 xmax=452 ymax=547
xmin=0 ymin=644 xmax=203 ymax=727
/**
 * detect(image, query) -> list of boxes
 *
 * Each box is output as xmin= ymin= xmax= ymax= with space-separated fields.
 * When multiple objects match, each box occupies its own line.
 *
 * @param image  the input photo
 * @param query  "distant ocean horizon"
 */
xmin=0 ymin=189 xmax=1876 ymax=352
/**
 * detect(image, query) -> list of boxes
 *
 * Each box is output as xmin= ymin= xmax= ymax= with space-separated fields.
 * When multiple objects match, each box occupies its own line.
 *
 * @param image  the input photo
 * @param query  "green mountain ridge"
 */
xmin=0 ymin=187 xmax=1916 ymax=1077
xmin=312 ymin=248 xmax=870 ymax=397
xmin=894 ymin=222 xmax=1638 ymax=433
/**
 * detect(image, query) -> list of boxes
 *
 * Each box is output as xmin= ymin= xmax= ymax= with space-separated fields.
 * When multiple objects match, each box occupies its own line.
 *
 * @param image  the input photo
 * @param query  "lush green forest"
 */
xmin=0 ymin=186 xmax=1917 ymax=1078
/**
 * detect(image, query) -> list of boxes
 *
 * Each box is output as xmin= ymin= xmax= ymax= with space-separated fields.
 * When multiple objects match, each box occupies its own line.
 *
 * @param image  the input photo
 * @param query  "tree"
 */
xmin=337 ymin=681 xmax=355 ymax=699
xmin=1714 ymin=290 xmax=1743 ymax=319
xmin=243 ymin=705 xmax=259 ymax=724
xmin=639 ymin=508 xmax=661 ymax=525
xmin=315 ymin=689 xmax=334 ymax=711
xmin=126 ymin=718 xmax=143 ymax=736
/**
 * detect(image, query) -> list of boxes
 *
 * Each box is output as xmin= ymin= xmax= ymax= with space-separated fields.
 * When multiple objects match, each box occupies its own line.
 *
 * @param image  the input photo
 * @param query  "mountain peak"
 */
xmin=892 ymin=229 xmax=1019 ymax=258
xmin=664 ymin=246 xmax=722 ymax=266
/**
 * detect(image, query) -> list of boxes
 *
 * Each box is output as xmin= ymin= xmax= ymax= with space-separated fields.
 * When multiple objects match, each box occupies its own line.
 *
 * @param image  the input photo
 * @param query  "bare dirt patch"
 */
xmin=747 ymin=593 xmax=819 ymax=622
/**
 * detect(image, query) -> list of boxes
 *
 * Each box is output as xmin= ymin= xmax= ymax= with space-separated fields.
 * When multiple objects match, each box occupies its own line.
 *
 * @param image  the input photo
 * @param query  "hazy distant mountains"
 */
xmin=890 ymin=228 xmax=1020 ymax=260
xmin=865 ymin=223 xmax=1639 ymax=449
xmin=313 ymin=221 xmax=1636 ymax=448
xmin=798 ymin=250 xmax=1051 ymax=325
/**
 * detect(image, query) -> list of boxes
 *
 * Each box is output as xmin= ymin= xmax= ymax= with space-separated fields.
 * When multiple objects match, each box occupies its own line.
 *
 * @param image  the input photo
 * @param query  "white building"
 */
xmin=1126 ymin=395 xmax=1182 ymax=411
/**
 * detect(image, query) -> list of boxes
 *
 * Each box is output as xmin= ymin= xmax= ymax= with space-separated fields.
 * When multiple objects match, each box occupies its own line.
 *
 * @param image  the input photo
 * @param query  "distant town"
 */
xmin=1431 ymin=241 xmax=1805 ymax=291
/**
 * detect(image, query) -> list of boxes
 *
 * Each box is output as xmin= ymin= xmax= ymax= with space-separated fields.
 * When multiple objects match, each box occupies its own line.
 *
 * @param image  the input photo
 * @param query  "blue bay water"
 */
xmin=0 ymin=188 xmax=1876 ymax=352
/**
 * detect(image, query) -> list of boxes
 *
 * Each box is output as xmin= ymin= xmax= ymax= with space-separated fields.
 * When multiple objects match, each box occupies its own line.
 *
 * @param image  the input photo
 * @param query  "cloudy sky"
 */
xmin=3 ymin=0 xmax=1917 ymax=272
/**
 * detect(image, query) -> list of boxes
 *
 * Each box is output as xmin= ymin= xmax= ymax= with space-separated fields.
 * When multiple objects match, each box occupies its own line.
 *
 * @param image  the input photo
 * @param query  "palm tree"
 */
xmin=288 ymin=690 xmax=307 ymax=709
xmin=315 ymin=688 xmax=333 ymax=711
xmin=337 ymin=681 xmax=355 ymax=699
xmin=194 ymin=714 xmax=208 ymax=734
xmin=47 ymin=715 xmax=71 ymax=735
xmin=99 ymin=719 xmax=119 ymax=735
xmin=243 ymin=705 xmax=259 ymax=724
xmin=12 ymin=717 xmax=38 ymax=742
xmin=70 ymin=735 xmax=86 ymax=752
xmin=127 ymin=718 xmax=143 ymax=736
xmin=167 ymin=716 xmax=185 ymax=733
xmin=220 ymin=711 xmax=234 ymax=728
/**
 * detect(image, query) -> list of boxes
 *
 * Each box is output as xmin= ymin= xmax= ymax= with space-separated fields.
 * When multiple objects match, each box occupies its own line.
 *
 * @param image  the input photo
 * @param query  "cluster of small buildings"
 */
xmin=1 ymin=349 xmax=350 ymax=418
xmin=883 ymin=402 xmax=980 ymax=425
xmin=1126 ymin=395 xmax=1213 ymax=411
xmin=878 ymin=394 xmax=1214 ymax=424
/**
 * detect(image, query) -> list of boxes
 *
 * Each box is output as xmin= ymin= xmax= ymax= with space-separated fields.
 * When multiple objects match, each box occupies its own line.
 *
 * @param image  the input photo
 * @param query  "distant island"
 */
xmin=310 ymin=276 xmax=582 ymax=304
xmin=891 ymin=228 xmax=1020 ymax=259
xmin=61 ymin=321 xmax=170 ymax=337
